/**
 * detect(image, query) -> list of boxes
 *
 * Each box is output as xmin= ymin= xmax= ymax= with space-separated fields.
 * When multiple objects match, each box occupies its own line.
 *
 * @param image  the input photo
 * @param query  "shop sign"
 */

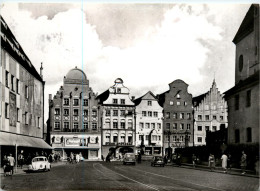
xmin=65 ymin=138 xmax=81 ymax=146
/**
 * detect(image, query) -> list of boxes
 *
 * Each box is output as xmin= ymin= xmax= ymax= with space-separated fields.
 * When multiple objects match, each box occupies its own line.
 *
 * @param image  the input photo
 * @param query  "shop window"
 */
xmin=247 ymin=127 xmax=252 ymax=142
xmin=246 ymin=90 xmax=251 ymax=107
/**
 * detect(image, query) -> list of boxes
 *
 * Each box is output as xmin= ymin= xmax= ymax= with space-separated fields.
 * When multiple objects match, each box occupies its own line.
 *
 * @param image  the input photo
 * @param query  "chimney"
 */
xmin=40 ymin=62 xmax=43 ymax=79
xmin=131 ymin=96 xmax=135 ymax=100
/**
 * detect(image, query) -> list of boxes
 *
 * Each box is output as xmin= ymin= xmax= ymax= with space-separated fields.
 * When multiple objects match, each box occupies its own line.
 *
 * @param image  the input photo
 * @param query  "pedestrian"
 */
xmin=76 ymin=154 xmax=80 ymax=163
xmin=241 ymin=151 xmax=247 ymax=174
xmin=8 ymin=153 xmax=15 ymax=176
xmin=164 ymin=154 xmax=168 ymax=165
xmin=70 ymin=152 xmax=74 ymax=164
xmin=208 ymin=153 xmax=215 ymax=171
xmin=18 ymin=151 xmax=24 ymax=169
xmin=192 ymin=154 xmax=196 ymax=168
xmin=101 ymin=155 xmax=104 ymax=161
xmin=227 ymin=154 xmax=232 ymax=170
xmin=137 ymin=152 xmax=142 ymax=163
xmin=3 ymin=155 xmax=9 ymax=176
xmin=221 ymin=153 xmax=228 ymax=173
xmin=106 ymin=154 xmax=111 ymax=162
xmin=176 ymin=154 xmax=181 ymax=166
xmin=48 ymin=153 xmax=53 ymax=163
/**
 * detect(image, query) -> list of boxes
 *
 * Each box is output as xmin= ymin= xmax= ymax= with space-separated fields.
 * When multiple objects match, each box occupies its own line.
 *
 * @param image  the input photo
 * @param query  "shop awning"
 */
xmin=0 ymin=132 xmax=52 ymax=149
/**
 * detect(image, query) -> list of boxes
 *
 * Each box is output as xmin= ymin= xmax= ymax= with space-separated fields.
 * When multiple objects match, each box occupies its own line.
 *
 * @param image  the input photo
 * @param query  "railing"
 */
xmin=105 ymin=142 xmax=133 ymax=146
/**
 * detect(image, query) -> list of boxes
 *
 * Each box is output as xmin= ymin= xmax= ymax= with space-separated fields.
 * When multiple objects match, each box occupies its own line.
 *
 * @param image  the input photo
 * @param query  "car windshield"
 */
xmin=125 ymin=154 xmax=135 ymax=158
xmin=154 ymin=157 xmax=163 ymax=161
xmin=32 ymin=158 xmax=45 ymax=162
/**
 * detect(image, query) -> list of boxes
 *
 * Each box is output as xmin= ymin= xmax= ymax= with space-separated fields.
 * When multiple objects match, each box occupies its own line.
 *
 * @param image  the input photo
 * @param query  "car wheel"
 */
xmin=44 ymin=166 xmax=47 ymax=172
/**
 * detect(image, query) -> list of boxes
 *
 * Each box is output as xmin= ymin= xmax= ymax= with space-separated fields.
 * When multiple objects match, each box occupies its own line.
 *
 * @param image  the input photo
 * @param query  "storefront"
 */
xmin=51 ymin=134 xmax=101 ymax=161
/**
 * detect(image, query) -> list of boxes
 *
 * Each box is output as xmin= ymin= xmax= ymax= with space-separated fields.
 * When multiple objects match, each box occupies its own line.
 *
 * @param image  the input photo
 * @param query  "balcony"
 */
xmin=105 ymin=142 xmax=133 ymax=146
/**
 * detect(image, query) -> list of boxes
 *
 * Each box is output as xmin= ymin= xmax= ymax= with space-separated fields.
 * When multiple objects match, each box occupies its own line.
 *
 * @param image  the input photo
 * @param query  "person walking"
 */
xmin=221 ymin=153 xmax=228 ymax=173
xmin=18 ymin=151 xmax=24 ymax=169
xmin=241 ymin=151 xmax=247 ymax=174
xmin=76 ymin=153 xmax=80 ymax=163
xmin=3 ymin=155 xmax=9 ymax=176
xmin=8 ymin=153 xmax=15 ymax=176
xmin=192 ymin=154 xmax=196 ymax=168
xmin=227 ymin=154 xmax=232 ymax=170
xmin=208 ymin=153 xmax=215 ymax=171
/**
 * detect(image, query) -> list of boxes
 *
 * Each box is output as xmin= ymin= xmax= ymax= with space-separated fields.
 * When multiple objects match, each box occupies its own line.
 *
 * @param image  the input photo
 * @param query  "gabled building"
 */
xmin=96 ymin=78 xmax=135 ymax=158
xmin=224 ymin=4 xmax=259 ymax=144
xmin=134 ymin=91 xmax=163 ymax=156
xmin=48 ymin=67 xmax=101 ymax=160
xmin=158 ymin=79 xmax=193 ymax=156
xmin=193 ymin=80 xmax=228 ymax=146
xmin=0 ymin=16 xmax=51 ymax=161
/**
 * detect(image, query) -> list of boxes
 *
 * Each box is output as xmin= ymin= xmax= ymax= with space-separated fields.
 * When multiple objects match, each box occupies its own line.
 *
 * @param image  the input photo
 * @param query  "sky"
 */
xmin=0 ymin=2 xmax=252 ymax=123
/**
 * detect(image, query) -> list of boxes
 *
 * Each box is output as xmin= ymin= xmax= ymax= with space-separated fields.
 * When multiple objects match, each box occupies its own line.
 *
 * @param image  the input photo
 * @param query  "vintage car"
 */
xmin=123 ymin=153 xmax=136 ymax=165
xmin=28 ymin=156 xmax=51 ymax=171
xmin=151 ymin=156 xmax=165 ymax=167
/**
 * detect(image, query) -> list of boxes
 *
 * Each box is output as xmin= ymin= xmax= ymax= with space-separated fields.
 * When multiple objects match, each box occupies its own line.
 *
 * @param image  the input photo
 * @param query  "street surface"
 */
xmin=1 ymin=161 xmax=259 ymax=191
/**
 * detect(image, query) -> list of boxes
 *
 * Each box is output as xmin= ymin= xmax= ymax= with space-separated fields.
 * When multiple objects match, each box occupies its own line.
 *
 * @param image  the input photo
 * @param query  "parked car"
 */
xmin=123 ymin=153 xmax=136 ymax=165
xmin=28 ymin=156 xmax=51 ymax=171
xmin=151 ymin=156 xmax=165 ymax=167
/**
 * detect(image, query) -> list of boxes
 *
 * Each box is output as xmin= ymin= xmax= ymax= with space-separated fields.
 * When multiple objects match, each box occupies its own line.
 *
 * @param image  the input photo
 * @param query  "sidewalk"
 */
xmin=0 ymin=161 xmax=67 ymax=176
xmin=169 ymin=162 xmax=259 ymax=178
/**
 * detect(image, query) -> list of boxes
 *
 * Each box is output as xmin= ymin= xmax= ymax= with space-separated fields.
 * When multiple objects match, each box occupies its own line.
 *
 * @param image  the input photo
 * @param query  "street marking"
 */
xmin=128 ymin=167 xmax=226 ymax=191
xmin=93 ymin=163 xmax=160 ymax=191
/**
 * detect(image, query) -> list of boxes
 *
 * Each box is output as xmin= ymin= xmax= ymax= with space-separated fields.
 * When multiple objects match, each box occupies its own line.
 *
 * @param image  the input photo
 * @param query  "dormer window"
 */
xmin=117 ymin=88 xmax=121 ymax=93
xmin=148 ymin=101 xmax=152 ymax=106
xmin=113 ymin=99 xmax=118 ymax=104
xmin=177 ymin=94 xmax=180 ymax=99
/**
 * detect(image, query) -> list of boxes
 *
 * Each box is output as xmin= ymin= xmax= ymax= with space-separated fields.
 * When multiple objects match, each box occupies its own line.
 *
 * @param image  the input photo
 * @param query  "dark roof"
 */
xmin=224 ymin=71 xmax=259 ymax=98
xmin=133 ymin=91 xmax=157 ymax=106
xmin=1 ymin=16 xmax=43 ymax=82
xmin=192 ymin=92 xmax=208 ymax=107
xmin=96 ymin=89 xmax=109 ymax=104
xmin=233 ymin=4 xmax=258 ymax=44
xmin=156 ymin=90 xmax=169 ymax=107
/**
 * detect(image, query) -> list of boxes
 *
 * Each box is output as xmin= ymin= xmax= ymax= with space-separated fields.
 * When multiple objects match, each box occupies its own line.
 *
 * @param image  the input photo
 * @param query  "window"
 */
xmin=142 ymin=111 xmax=146 ymax=117
xmin=205 ymin=115 xmax=209 ymax=120
xmin=105 ymin=122 xmax=110 ymax=128
xmin=153 ymin=112 xmax=158 ymax=117
xmin=16 ymin=79 xmax=19 ymax=93
xmin=128 ymin=122 xmax=133 ymax=129
xmin=74 ymin=122 xmax=78 ymax=129
xmin=37 ymin=117 xmax=40 ymax=128
xmin=113 ymin=99 xmax=118 ymax=104
xmin=213 ymin=126 xmax=217 ymax=131
xmin=213 ymin=115 xmax=217 ymax=120
xmin=63 ymin=109 xmax=69 ymax=115
xmin=198 ymin=115 xmax=202 ymax=120
xmin=128 ymin=136 xmax=132 ymax=143
xmin=92 ymin=123 xmax=97 ymax=130
xmin=177 ymin=94 xmax=180 ymax=99
xmin=246 ymin=90 xmax=251 ymax=107
xmin=148 ymin=101 xmax=152 ymax=106
xmin=166 ymin=123 xmax=170 ymax=130
xmin=187 ymin=113 xmax=191 ymax=119
xmin=73 ymin=109 xmax=78 ymax=116
xmin=120 ymin=136 xmax=125 ymax=142
xmin=173 ymin=113 xmax=177 ymax=119
xmin=180 ymin=136 xmax=184 ymax=142
xmin=145 ymin=123 xmax=150 ymax=129
xmin=83 ymin=99 xmax=88 ymax=106
xmin=120 ymin=122 xmax=125 ymax=129
xmin=205 ymin=126 xmax=209 ymax=131
xmin=83 ymin=122 xmax=88 ymax=129
xmin=152 ymin=135 xmax=157 ymax=141
xmin=64 ymin=98 xmax=69 ymax=105
xmin=105 ymin=136 xmax=110 ymax=142
xmin=151 ymin=123 xmax=155 ymax=129
xmin=83 ymin=110 xmax=88 ymax=116
xmin=140 ymin=123 xmax=144 ymax=129
xmin=92 ymin=110 xmax=97 ymax=116
xmin=73 ymin=99 xmax=79 ymax=106
xmin=113 ymin=110 xmax=118 ymax=116
xmin=187 ymin=124 xmax=190 ymax=130
xmin=64 ymin=122 xmax=69 ymax=129
xmin=54 ymin=122 xmax=60 ymax=130
xmin=197 ymin=137 xmax=202 ymax=142
xmin=113 ymin=122 xmax=118 ymax=129
xmin=120 ymin=110 xmax=125 ymax=116
xmin=220 ymin=116 xmax=223 ymax=121
xmin=170 ymin=101 xmax=173 ymax=105
xmin=11 ymin=75 xmax=14 ymax=91
xmin=55 ymin=108 xmax=60 ymax=115
xmin=180 ymin=113 xmax=184 ymax=119
xmin=180 ymin=123 xmax=184 ymax=130
xmin=158 ymin=136 xmax=161 ymax=141
xmin=25 ymin=112 xmax=28 ymax=124
xmin=177 ymin=101 xmax=180 ymax=106
xmin=105 ymin=109 xmax=111 ymax=116
xmin=165 ymin=112 xmax=170 ymax=119
xmin=148 ymin=111 xmax=152 ymax=117
xmin=235 ymin=129 xmax=240 ymax=143
xmin=198 ymin=126 xmax=202 ymax=131
xmin=5 ymin=103 xmax=9 ymax=118
xmin=184 ymin=101 xmax=187 ymax=106
xmin=246 ymin=127 xmax=252 ymax=142
xmin=239 ymin=55 xmax=243 ymax=72
xmin=5 ymin=71 xmax=9 ymax=87
xmin=157 ymin=123 xmax=161 ymax=129
xmin=25 ymin=85 xmax=29 ymax=99
xmin=235 ymin=95 xmax=239 ymax=110
xmin=117 ymin=88 xmax=121 ymax=93
xmin=173 ymin=123 xmax=177 ymax=130
xmin=145 ymin=135 xmax=149 ymax=140
xmin=17 ymin=108 xmax=20 ymax=122
xmin=113 ymin=136 xmax=118 ymax=143
xmin=173 ymin=136 xmax=177 ymax=142
xmin=120 ymin=99 xmax=125 ymax=104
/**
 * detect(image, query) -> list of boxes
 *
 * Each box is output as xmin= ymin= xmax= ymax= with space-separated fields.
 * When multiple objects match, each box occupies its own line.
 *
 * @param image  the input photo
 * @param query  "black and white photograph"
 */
xmin=0 ymin=1 xmax=259 ymax=190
